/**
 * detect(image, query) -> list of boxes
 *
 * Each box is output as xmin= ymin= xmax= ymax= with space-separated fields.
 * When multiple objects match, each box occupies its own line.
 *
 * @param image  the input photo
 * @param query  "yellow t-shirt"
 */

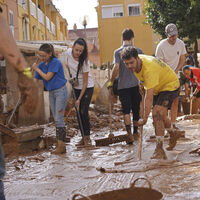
xmin=135 ymin=55 xmax=180 ymax=95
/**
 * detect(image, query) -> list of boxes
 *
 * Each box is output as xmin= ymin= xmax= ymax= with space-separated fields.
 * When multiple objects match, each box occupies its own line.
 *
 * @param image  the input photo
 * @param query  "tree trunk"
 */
xmin=193 ymin=39 xmax=199 ymax=67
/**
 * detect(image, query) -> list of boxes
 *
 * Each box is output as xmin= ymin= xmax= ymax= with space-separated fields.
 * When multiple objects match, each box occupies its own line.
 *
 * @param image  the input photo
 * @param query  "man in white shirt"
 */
xmin=155 ymin=23 xmax=186 ymax=131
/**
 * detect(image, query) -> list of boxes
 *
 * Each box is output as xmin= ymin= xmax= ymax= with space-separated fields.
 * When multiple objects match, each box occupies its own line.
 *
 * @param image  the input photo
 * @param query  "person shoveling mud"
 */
xmin=65 ymin=38 xmax=94 ymax=147
xmin=121 ymin=46 xmax=183 ymax=159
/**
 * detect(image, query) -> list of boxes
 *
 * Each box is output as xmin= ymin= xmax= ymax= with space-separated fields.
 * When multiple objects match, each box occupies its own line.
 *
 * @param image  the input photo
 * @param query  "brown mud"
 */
xmin=3 ymin=104 xmax=200 ymax=200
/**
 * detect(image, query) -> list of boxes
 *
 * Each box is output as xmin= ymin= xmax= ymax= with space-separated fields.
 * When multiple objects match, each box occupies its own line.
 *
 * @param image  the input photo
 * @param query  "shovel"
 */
xmin=138 ymin=92 xmax=144 ymax=160
xmin=189 ymin=86 xmax=193 ymax=115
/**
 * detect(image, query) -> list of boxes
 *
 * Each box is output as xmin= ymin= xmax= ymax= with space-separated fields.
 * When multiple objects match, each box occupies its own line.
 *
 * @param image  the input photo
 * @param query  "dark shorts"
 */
xmin=0 ymin=5 xmax=2 ymax=13
xmin=195 ymin=91 xmax=200 ymax=98
xmin=153 ymin=88 xmax=180 ymax=109
xmin=118 ymin=86 xmax=142 ymax=115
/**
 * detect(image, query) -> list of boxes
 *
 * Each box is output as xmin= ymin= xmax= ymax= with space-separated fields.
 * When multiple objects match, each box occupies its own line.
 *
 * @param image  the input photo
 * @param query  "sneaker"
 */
xmin=166 ymin=129 xmax=183 ymax=151
xmin=151 ymin=140 xmax=167 ymax=160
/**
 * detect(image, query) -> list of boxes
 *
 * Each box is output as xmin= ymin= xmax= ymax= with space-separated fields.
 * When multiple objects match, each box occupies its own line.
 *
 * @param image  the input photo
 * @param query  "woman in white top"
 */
xmin=66 ymin=38 xmax=94 ymax=146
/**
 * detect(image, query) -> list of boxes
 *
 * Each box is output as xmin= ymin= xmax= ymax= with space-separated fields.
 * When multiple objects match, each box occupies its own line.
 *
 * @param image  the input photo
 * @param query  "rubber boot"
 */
xmin=166 ymin=129 xmax=183 ymax=151
xmin=126 ymin=129 xmax=134 ymax=144
xmin=133 ymin=132 xmax=139 ymax=140
xmin=151 ymin=140 xmax=167 ymax=160
xmin=52 ymin=140 xmax=66 ymax=154
xmin=76 ymin=138 xmax=84 ymax=147
xmin=172 ymin=124 xmax=185 ymax=138
xmin=133 ymin=126 xmax=139 ymax=140
xmin=52 ymin=127 xmax=66 ymax=154
xmin=83 ymin=136 xmax=92 ymax=147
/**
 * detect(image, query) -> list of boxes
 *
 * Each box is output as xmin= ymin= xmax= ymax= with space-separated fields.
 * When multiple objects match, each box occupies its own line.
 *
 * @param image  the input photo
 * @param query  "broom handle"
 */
xmin=108 ymin=62 xmax=112 ymax=134
xmin=190 ymin=86 xmax=193 ymax=115
xmin=138 ymin=91 xmax=144 ymax=160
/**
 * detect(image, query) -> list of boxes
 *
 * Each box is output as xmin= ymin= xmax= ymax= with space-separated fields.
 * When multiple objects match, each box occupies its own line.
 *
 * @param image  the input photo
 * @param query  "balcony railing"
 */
xmin=18 ymin=0 xmax=28 ymax=10
xmin=51 ymin=21 xmax=56 ymax=35
xmin=38 ymin=8 xmax=45 ymax=25
xmin=30 ymin=0 xmax=37 ymax=18
xmin=46 ymin=16 xmax=51 ymax=31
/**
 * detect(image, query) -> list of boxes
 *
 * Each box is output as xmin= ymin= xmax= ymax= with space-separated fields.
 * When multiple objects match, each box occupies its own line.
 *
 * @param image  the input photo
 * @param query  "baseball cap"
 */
xmin=165 ymin=23 xmax=178 ymax=37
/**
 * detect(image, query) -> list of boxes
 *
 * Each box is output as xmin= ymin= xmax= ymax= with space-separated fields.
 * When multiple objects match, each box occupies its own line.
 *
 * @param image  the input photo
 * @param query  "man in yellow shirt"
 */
xmin=121 ymin=46 xmax=182 ymax=159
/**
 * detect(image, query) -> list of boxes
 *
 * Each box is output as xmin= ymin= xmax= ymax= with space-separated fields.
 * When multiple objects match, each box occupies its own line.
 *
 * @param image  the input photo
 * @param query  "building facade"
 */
xmin=17 ymin=0 xmax=68 ymax=41
xmin=0 ymin=0 xmax=67 ymax=41
xmin=96 ymin=0 xmax=160 ymax=64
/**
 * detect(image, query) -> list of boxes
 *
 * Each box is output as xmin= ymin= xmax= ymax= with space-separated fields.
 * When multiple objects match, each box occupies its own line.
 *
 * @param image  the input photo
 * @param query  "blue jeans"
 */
xmin=49 ymin=85 xmax=68 ymax=127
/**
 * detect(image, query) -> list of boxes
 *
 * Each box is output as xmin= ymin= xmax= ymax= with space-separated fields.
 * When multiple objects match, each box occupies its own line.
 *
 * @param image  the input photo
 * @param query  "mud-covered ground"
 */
xmin=3 ymin=104 xmax=200 ymax=200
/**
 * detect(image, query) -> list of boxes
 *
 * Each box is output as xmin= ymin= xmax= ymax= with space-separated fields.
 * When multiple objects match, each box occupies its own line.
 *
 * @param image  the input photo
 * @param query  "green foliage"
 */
xmin=144 ymin=0 xmax=200 ymax=43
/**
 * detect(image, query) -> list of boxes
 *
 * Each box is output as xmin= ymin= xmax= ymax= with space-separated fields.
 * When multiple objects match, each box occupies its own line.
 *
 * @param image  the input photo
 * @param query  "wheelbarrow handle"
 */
xmin=72 ymin=193 xmax=92 ymax=200
xmin=130 ymin=177 xmax=152 ymax=189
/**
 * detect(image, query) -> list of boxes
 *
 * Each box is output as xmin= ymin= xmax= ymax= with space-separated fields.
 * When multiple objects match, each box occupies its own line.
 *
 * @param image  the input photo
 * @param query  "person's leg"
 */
xmin=75 ymin=88 xmax=93 ymax=146
xmin=151 ymin=105 xmax=167 ymax=159
xmin=152 ymin=105 xmax=167 ymax=137
xmin=118 ymin=88 xmax=134 ymax=144
xmin=52 ymin=85 xmax=68 ymax=154
xmin=170 ymin=97 xmax=179 ymax=126
xmin=79 ymin=88 xmax=93 ymax=134
xmin=130 ymin=86 xmax=141 ymax=138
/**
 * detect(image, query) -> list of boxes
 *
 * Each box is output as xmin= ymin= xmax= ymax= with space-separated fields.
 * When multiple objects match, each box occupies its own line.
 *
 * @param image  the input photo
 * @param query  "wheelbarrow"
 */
xmin=72 ymin=177 xmax=163 ymax=200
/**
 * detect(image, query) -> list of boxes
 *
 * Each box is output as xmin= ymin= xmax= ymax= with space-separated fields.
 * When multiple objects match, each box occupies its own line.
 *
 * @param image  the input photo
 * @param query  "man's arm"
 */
xmin=155 ymin=44 xmax=164 ymax=61
xmin=111 ymin=63 xmax=119 ymax=82
xmin=138 ymin=88 xmax=154 ymax=125
xmin=0 ymin=15 xmax=27 ymax=72
xmin=175 ymin=54 xmax=186 ymax=74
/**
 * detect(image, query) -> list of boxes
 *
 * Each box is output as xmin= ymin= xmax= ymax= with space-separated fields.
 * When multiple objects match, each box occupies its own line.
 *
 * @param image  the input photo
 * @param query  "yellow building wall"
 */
xmin=18 ymin=5 xmax=29 ymax=40
xmin=17 ymin=0 xmax=67 ymax=41
xmin=97 ymin=0 xmax=159 ymax=64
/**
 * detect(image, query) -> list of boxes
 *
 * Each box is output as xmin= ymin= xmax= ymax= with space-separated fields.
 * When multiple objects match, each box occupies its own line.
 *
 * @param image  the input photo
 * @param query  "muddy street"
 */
xmin=3 ymin=108 xmax=200 ymax=200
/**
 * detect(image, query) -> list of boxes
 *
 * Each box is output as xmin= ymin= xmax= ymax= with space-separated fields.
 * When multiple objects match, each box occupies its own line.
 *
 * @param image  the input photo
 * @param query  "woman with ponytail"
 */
xmin=32 ymin=43 xmax=68 ymax=154
xmin=66 ymin=38 xmax=94 ymax=146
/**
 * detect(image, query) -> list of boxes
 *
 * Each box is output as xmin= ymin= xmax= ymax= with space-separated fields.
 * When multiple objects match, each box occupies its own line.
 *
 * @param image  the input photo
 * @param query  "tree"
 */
xmin=144 ymin=0 xmax=200 ymax=67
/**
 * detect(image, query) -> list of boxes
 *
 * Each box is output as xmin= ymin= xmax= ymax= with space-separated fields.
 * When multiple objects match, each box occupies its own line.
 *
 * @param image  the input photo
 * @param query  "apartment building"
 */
xmin=96 ymin=0 xmax=160 ymax=64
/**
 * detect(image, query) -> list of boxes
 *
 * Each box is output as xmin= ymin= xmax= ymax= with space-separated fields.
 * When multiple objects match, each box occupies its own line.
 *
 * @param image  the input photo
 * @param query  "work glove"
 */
xmin=106 ymin=81 xmax=113 ymax=88
xmin=17 ymin=68 xmax=38 ymax=114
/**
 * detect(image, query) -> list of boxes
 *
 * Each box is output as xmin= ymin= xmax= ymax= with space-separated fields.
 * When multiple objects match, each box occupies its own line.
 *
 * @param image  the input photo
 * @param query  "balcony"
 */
xmin=46 ymin=16 xmax=51 ymax=31
xmin=51 ymin=21 xmax=55 ymax=35
xmin=30 ymin=0 xmax=37 ymax=19
xmin=18 ymin=0 xmax=28 ymax=10
xmin=38 ymin=8 xmax=45 ymax=25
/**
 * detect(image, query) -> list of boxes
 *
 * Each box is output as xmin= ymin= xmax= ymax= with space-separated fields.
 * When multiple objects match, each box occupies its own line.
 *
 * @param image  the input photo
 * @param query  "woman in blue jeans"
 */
xmin=32 ymin=43 xmax=68 ymax=154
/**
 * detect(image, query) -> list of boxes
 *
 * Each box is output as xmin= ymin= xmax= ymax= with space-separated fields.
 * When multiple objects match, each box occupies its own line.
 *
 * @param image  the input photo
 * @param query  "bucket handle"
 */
xmin=72 ymin=193 xmax=92 ymax=200
xmin=130 ymin=177 xmax=152 ymax=189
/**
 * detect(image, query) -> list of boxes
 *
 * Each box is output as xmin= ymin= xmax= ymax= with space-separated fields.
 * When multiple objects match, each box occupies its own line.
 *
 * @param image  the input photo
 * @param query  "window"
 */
xmin=102 ymin=4 xmax=124 ymax=19
xmin=18 ymin=0 xmax=28 ymax=10
xmin=128 ymin=4 xmax=141 ymax=16
xmin=9 ymin=10 xmax=14 ymax=36
xmin=9 ymin=10 xmax=14 ymax=26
